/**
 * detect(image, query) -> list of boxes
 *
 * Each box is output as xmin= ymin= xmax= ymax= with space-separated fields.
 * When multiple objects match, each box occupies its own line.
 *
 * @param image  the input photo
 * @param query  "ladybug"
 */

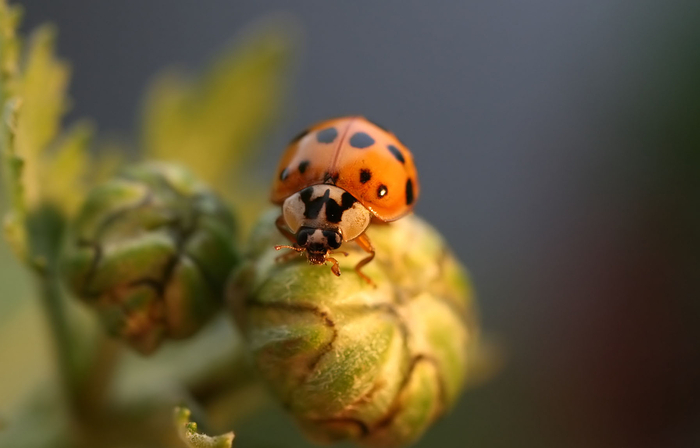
xmin=271 ymin=116 xmax=420 ymax=283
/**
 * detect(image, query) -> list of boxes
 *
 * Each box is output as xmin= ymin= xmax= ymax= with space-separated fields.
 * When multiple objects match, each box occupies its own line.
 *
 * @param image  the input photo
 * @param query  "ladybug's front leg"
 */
xmin=326 ymin=257 xmax=342 ymax=277
xmin=353 ymin=233 xmax=376 ymax=286
xmin=274 ymin=215 xmax=304 ymax=262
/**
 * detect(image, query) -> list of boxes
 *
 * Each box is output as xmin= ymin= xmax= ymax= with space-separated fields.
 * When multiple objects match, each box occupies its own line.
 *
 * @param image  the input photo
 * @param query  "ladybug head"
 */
xmin=295 ymin=226 xmax=342 ymax=265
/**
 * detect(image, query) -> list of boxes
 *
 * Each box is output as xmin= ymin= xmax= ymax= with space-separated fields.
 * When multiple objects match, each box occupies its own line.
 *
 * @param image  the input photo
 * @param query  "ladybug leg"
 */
xmin=326 ymin=257 xmax=342 ymax=276
xmin=274 ymin=215 xmax=306 ymax=262
xmin=353 ymin=233 xmax=376 ymax=286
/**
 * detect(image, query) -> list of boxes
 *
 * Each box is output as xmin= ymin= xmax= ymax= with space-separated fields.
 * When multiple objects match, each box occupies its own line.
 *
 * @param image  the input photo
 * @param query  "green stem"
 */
xmin=37 ymin=268 xmax=123 ymax=422
xmin=37 ymin=270 xmax=79 ymax=409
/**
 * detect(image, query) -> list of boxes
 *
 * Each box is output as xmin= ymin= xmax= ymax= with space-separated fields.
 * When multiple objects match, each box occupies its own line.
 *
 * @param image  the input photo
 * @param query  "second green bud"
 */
xmin=62 ymin=162 xmax=240 ymax=354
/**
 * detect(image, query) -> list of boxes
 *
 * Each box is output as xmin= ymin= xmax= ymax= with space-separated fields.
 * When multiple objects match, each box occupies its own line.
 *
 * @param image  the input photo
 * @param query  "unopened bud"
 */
xmin=62 ymin=162 xmax=240 ymax=354
xmin=229 ymin=210 xmax=478 ymax=447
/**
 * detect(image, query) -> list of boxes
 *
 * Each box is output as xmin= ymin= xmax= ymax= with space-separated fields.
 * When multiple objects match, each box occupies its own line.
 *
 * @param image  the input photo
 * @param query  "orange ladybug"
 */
xmin=271 ymin=116 xmax=420 ymax=283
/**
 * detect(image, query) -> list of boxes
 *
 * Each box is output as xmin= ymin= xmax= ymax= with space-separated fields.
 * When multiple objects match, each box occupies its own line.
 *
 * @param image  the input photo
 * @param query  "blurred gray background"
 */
xmin=19 ymin=1 xmax=700 ymax=447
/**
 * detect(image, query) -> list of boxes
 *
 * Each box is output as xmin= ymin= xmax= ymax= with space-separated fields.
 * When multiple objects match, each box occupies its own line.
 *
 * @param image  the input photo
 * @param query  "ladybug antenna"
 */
xmin=275 ymin=244 xmax=306 ymax=252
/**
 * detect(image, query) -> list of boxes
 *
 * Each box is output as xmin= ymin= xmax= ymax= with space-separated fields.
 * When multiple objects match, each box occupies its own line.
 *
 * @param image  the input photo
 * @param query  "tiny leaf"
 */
xmin=174 ymin=406 xmax=234 ymax=448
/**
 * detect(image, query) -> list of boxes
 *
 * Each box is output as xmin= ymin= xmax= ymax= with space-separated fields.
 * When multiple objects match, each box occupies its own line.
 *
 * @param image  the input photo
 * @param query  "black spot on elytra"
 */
xmin=360 ymin=169 xmax=372 ymax=184
xmin=387 ymin=145 xmax=405 ymax=164
xmin=326 ymin=192 xmax=357 ymax=223
xmin=316 ymin=127 xmax=338 ymax=144
xmin=298 ymin=160 xmax=310 ymax=174
xmin=323 ymin=171 xmax=339 ymax=184
xmin=405 ymin=179 xmax=414 ymax=205
xmin=279 ymin=168 xmax=289 ymax=181
xmin=349 ymin=132 xmax=375 ymax=149
xmin=289 ymin=129 xmax=309 ymax=144
xmin=377 ymin=184 xmax=388 ymax=198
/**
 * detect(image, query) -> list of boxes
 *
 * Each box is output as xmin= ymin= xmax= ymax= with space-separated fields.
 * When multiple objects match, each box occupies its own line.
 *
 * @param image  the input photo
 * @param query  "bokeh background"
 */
xmin=2 ymin=1 xmax=699 ymax=447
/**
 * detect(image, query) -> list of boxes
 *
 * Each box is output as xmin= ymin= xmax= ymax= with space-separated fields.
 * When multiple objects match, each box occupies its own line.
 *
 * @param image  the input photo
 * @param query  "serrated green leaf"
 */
xmin=0 ymin=3 xmax=120 ymax=268
xmin=0 ymin=2 xmax=26 ymax=262
xmin=1 ymin=98 xmax=27 ymax=261
xmin=142 ymin=16 xmax=298 ymax=196
xmin=0 ymin=0 xmax=21 ymax=103
xmin=14 ymin=24 xmax=70 ymax=209
xmin=175 ymin=406 xmax=234 ymax=448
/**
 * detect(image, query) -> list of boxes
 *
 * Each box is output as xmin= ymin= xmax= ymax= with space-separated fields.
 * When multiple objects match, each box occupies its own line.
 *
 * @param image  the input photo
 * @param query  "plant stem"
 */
xmin=37 ymin=270 xmax=79 ymax=409
xmin=38 ymin=268 xmax=124 ymax=421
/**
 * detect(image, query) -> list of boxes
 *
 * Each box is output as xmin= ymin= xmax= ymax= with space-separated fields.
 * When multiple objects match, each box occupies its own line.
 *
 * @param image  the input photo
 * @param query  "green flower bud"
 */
xmin=228 ymin=210 xmax=478 ymax=447
xmin=62 ymin=162 xmax=240 ymax=354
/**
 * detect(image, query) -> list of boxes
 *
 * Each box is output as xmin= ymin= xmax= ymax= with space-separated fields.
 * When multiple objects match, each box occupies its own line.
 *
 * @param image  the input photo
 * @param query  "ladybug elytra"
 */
xmin=271 ymin=116 xmax=420 ymax=283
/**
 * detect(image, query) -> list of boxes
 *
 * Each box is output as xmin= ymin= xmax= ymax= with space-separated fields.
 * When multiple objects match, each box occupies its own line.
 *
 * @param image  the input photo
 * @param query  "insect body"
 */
xmin=271 ymin=116 xmax=420 ymax=283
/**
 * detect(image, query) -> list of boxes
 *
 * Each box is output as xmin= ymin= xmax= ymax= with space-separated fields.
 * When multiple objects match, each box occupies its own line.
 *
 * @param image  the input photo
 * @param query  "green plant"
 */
xmin=0 ymin=2 xmax=482 ymax=447
xmin=230 ymin=211 xmax=477 ymax=447
xmin=62 ymin=162 xmax=241 ymax=355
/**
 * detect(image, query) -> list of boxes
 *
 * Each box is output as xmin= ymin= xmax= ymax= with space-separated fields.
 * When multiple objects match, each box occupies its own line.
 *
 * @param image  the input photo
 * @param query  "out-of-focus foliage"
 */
xmin=13 ymin=25 xmax=71 ymax=211
xmin=175 ymin=406 xmax=234 ymax=448
xmin=0 ymin=0 xmax=483 ymax=446
xmin=0 ymin=6 xmax=109 ymax=426
xmin=0 ymin=1 xmax=26 ymax=262
xmin=0 ymin=1 xmax=298 ymax=447
xmin=0 ymin=0 xmax=20 ymax=100
xmin=230 ymin=210 xmax=479 ymax=447
xmin=0 ymin=1 xmax=118 ymax=269
xmin=141 ymin=16 xmax=298 ymax=229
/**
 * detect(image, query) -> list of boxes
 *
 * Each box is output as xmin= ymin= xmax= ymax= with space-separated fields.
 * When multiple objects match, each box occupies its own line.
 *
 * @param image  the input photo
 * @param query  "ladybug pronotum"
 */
xmin=271 ymin=116 xmax=420 ymax=283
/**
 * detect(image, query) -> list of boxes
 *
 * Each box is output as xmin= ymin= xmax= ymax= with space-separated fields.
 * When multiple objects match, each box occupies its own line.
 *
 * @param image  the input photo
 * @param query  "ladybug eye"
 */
xmin=377 ymin=185 xmax=388 ymax=198
xmin=323 ymin=230 xmax=342 ymax=250
xmin=296 ymin=228 xmax=312 ymax=246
